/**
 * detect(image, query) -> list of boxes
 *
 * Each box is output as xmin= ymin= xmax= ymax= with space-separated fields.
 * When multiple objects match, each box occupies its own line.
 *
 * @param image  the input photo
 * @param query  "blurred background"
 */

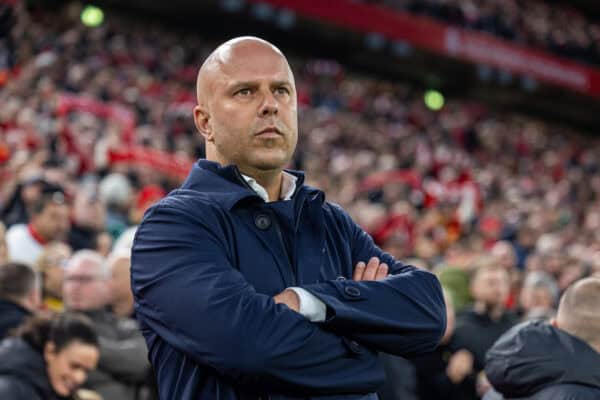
xmin=1 ymin=0 xmax=600 ymax=399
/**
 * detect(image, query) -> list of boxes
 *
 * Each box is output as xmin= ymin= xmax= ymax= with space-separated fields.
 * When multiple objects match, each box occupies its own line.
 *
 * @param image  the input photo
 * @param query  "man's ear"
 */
xmin=550 ymin=317 xmax=558 ymax=328
xmin=193 ymin=105 xmax=213 ymax=142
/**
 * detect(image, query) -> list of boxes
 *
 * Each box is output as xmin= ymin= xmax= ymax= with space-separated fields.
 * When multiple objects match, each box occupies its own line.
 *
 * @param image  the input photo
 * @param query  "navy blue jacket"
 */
xmin=485 ymin=321 xmax=600 ymax=400
xmin=131 ymin=160 xmax=446 ymax=400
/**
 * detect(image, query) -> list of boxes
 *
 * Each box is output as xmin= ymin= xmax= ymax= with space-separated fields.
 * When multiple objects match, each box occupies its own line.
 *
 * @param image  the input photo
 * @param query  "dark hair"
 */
xmin=14 ymin=312 xmax=99 ymax=353
xmin=0 ymin=262 xmax=38 ymax=301
xmin=29 ymin=183 xmax=66 ymax=216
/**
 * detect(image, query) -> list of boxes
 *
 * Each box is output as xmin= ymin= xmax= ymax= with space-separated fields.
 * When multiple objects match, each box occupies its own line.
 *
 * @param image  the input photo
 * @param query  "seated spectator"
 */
xmin=0 ymin=312 xmax=100 ymax=400
xmin=0 ymin=262 xmax=40 ymax=339
xmin=5 ymin=183 xmax=70 ymax=265
xmin=37 ymin=242 xmax=72 ymax=312
xmin=107 ymin=248 xmax=134 ymax=318
xmin=63 ymin=249 xmax=150 ymax=400
xmin=452 ymin=264 xmax=518 ymax=398
xmin=485 ymin=277 xmax=600 ymax=399
xmin=0 ymin=222 xmax=8 ymax=264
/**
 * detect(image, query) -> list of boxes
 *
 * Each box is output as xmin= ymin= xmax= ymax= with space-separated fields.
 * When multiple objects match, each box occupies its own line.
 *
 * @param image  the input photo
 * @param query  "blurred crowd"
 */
xmin=365 ymin=0 xmax=600 ymax=66
xmin=1 ymin=1 xmax=600 ymax=399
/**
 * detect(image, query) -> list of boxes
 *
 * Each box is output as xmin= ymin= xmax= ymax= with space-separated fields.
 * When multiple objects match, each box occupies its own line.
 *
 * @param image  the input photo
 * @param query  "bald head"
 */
xmin=196 ymin=36 xmax=292 ymax=106
xmin=556 ymin=277 xmax=600 ymax=351
xmin=192 ymin=36 xmax=298 ymax=177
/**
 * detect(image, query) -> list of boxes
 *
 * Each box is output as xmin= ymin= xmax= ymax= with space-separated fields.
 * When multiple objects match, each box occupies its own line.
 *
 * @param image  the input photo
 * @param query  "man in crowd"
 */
xmin=131 ymin=36 xmax=446 ymax=399
xmin=63 ymin=250 xmax=151 ymax=400
xmin=485 ymin=277 xmax=600 ymax=398
xmin=5 ymin=183 xmax=70 ymax=265
xmin=0 ymin=262 xmax=40 ymax=339
xmin=452 ymin=264 xmax=518 ymax=398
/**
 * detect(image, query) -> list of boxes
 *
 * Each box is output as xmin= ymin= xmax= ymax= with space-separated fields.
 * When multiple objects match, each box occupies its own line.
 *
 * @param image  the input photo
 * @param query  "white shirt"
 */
xmin=242 ymin=172 xmax=327 ymax=322
xmin=6 ymin=224 xmax=44 ymax=266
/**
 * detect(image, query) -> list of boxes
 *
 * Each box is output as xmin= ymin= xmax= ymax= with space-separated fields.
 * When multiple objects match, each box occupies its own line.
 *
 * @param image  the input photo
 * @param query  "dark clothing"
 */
xmin=451 ymin=307 xmax=517 ymax=399
xmin=485 ymin=321 xmax=600 ymax=400
xmin=453 ymin=307 xmax=518 ymax=371
xmin=0 ymin=337 xmax=68 ymax=400
xmin=82 ymin=310 xmax=151 ymax=400
xmin=131 ymin=160 xmax=446 ymax=400
xmin=410 ymin=337 xmax=476 ymax=400
xmin=68 ymin=223 xmax=98 ymax=251
xmin=0 ymin=299 xmax=31 ymax=339
xmin=377 ymin=353 xmax=418 ymax=400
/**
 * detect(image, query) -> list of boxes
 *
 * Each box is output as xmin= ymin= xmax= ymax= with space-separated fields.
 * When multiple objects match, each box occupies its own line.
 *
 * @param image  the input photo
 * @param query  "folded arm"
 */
xmin=299 ymin=205 xmax=447 ymax=357
xmin=131 ymin=203 xmax=384 ymax=395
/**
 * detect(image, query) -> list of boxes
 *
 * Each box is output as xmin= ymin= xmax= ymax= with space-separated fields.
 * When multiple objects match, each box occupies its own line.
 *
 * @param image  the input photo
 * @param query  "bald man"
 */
xmin=485 ymin=277 xmax=600 ymax=399
xmin=131 ymin=37 xmax=446 ymax=400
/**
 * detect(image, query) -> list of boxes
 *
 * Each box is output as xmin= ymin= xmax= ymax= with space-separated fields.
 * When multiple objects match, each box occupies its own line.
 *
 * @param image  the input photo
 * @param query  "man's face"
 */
xmin=63 ymin=261 xmax=108 ymax=311
xmin=472 ymin=268 xmax=510 ymax=308
xmin=34 ymin=202 xmax=71 ymax=241
xmin=196 ymin=42 xmax=298 ymax=174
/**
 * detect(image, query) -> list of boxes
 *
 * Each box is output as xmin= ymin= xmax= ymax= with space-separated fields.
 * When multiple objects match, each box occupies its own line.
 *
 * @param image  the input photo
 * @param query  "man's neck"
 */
xmin=240 ymin=168 xmax=283 ymax=202
xmin=473 ymin=301 xmax=505 ymax=321
xmin=112 ymin=299 xmax=134 ymax=318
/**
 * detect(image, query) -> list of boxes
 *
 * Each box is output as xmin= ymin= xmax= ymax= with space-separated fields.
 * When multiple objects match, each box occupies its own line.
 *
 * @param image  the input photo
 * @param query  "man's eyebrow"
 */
xmin=228 ymin=80 xmax=293 ymax=90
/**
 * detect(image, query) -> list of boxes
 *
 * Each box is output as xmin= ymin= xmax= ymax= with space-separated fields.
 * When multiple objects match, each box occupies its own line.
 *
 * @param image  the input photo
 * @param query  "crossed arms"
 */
xmin=131 ymin=203 xmax=446 ymax=395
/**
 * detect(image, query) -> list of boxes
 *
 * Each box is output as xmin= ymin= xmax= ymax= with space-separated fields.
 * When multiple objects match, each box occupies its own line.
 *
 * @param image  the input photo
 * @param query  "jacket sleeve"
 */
xmin=299 ymin=204 xmax=446 ymax=357
xmin=131 ymin=202 xmax=384 ymax=395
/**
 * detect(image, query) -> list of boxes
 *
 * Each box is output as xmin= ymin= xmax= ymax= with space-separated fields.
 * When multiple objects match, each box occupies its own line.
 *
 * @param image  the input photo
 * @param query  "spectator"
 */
xmin=37 ymin=242 xmax=72 ymax=312
xmin=452 ymin=264 xmax=518 ymax=398
xmin=63 ymin=249 xmax=150 ymax=400
xmin=485 ymin=277 xmax=600 ymax=399
xmin=411 ymin=290 xmax=476 ymax=400
xmin=107 ymin=248 xmax=134 ymax=319
xmin=518 ymin=270 xmax=558 ymax=321
xmin=0 ymin=262 xmax=41 ymax=339
xmin=0 ymin=312 xmax=100 ymax=400
xmin=5 ymin=183 xmax=70 ymax=265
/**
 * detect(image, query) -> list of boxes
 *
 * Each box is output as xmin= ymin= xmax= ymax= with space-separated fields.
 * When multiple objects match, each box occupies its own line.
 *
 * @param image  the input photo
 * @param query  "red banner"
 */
xmin=108 ymin=146 xmax=194 ymax=180
xmin=251 ymin=0 xmax=600 ymax=97
xmin=57 ymin=94 xmax=137 ymax=143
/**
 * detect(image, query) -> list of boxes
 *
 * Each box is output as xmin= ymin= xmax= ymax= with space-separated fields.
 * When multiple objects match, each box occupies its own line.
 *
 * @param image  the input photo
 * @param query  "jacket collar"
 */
xmin=181 ymin=159 xmax=310 ymax=210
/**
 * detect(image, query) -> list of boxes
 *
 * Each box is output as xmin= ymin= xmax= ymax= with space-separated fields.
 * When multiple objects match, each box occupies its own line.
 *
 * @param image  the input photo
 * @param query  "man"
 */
xmin=485 ymin=277 xmax=600 ymax=399
xmin=5 ymin=183 xmax=70 ymax=265
xmin=0 ymin=262 xmax=41 ymax=339
xmin=131 ymin=36 xmax=446 ymax=399
xmin=452 ymin=264 xmax=518 ymax=399
xmin=63 ymin=250 xmax=151 ymax=400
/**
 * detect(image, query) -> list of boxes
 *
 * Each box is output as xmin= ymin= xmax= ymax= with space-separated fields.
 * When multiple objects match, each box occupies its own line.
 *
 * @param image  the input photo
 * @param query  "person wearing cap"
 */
xmin=5 ymin=183 xmax=70 ymax=266
xmin=131 ymin=36 xmax=446 ymax=399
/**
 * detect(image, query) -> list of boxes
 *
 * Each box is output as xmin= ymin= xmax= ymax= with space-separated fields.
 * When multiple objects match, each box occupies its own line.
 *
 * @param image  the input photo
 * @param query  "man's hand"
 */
xmin=273 ymin=289 xmax=300 ymax=312
xmin=446 ymin=349 xmax=474 ymax=384
xmin=353 ymin=257 xmax=388 ymax=281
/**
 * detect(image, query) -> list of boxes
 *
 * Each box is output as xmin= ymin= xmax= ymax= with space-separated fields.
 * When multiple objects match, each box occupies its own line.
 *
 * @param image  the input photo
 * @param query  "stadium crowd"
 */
xmin=1 ymin=1 xmax=600 ymax=399
xmin=366 ymin=0 xmax=600 ymax=66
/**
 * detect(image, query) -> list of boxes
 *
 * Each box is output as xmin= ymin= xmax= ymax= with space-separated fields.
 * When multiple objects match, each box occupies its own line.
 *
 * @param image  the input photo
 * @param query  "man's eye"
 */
xmin=275 ymin=87 xmax=290 ymax=95
xmin=236 ymin=88 xmax=252 ymax=96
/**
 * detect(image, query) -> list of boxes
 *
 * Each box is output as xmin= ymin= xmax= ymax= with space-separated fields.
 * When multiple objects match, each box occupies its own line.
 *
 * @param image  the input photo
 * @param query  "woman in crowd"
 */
xmin=0 ymin=312 xmax=100 ymax=400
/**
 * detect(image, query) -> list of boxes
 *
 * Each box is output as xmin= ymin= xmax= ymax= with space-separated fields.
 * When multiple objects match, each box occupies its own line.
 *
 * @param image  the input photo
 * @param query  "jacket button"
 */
xmin=254 ymin=213 xmax=271 ymax=230
xmin=344 ymin=286 xmax=361 ymax=297
xmin=336 ymin=276 xmax=346 ymax=281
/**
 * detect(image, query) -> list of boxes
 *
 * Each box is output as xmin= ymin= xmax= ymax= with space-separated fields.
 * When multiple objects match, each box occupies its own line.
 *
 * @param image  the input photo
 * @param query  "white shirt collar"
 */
xmin=242 ymin=171 xmax=297 ymax=202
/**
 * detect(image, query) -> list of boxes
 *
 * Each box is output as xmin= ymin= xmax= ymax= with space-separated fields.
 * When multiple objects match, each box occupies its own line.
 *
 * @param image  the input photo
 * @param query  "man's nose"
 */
xmin=259 ymin=90 xmax=279 ymax=117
